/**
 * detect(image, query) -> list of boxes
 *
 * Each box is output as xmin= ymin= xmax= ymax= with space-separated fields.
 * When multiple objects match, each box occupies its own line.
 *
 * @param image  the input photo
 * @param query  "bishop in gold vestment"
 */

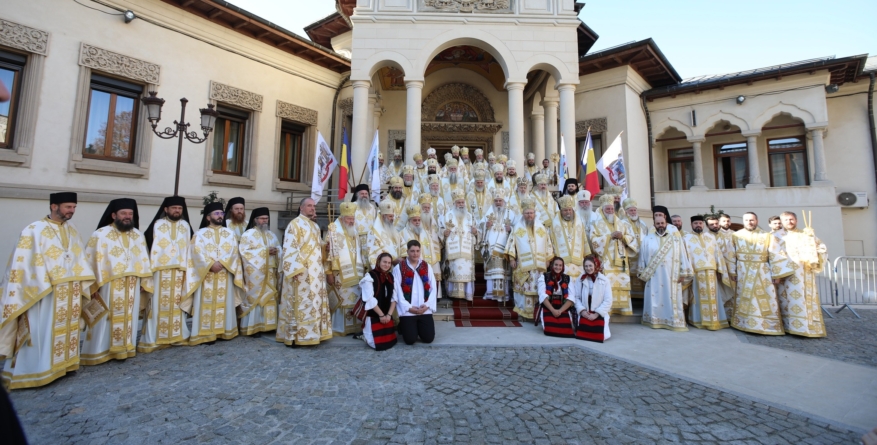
xmin=238 ymin=208 xmax=281 ymax=336
xmin=728 ymin=214 xmax=795 ymax=335
xmin=480 ymin=189 xmax=515 ymax=301
xmin=590 ymin=195 xmax=638 ymax=316
xmin=139 ymin=196 xmax=193 ymax=353
xmin=366 ymin=200 xmax=402 ymax=266
xmin=777 ymin=212 xmax=827 ymax=337
xmin=183 ymin=203 xmax=244 ymax=345
xmin=0 ymin=192 xmax=95 ymax=389
xmin=682 ymin=216 xmax=730 ymax=330
xmin=505 ymin=198 xmax=554 ymax=320
xmin=441 ymin=190 xmax=479 ymax=301
xmin=548 ymin=196 xmax=592 ymax=279
xmin=278 ymin=198 xmax=331 ymax=346
xmin=325 ymin=203 xmax=363 ymax=336
xmin=81 ymin=199 xmax=152 ymax=365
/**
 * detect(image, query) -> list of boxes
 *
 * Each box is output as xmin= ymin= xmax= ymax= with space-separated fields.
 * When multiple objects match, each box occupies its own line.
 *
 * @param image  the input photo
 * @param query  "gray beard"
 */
xmin=577 ymin=209 xmax=591 ymax=221
xmin=258 ymin=223 xmax=270 ymax=233
xmin=382 ymin=220 xmax=395 ymax=233
xmin=579 ymin=204 xmax=591 ymax=212
xmin=562 ymin=214 xmax=573 ymax=222
xmin=628 ymin=214 xmax=639 ymax=221
xmin=422 ymin=213 xmax=433 ymax=227
xmin=525 ymin=219 xmax=534 ymax=229
xmin=475 ymin=185 xmax=484 ymax=192
xmin=357 ymin=197 xmax=371 ymax=210
xmin=404 ymin=180 xmax=413 ymax=187
xmin=453 ymin=208 xmax=467 ymax=220
xmin=449 ymin=173 xmax=457 ymax=184
xmin=411 ymin=225 xmax=422 ymax=236
xmin=536 ymin=190 xmax=548 ymax=199
xmin=493 ymin=205 xmax=505 ymax=214
xmin=430 ymin=190 xmax=439 ymax=197
xmin=343 ymin=224 xmax=356 ymax=238
xmin=604 ymin=214 xmax=615 ymax=223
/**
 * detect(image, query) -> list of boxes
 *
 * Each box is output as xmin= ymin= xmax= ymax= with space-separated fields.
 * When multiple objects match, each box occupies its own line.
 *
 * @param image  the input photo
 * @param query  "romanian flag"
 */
xmin=338 ymin=127 xmax=350 ymax=200
xmin=580 ymin=129 xmax=600 ymax=197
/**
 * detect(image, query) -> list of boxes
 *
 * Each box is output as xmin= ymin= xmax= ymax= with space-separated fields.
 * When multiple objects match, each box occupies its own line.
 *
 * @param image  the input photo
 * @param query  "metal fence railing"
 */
xmin=829 ymin=256 xmax=877 ymax=318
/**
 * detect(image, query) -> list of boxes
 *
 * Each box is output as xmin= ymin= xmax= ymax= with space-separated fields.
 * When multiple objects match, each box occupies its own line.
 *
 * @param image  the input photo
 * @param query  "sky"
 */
xmin=232 ymin=0 xmax=876 ymax=79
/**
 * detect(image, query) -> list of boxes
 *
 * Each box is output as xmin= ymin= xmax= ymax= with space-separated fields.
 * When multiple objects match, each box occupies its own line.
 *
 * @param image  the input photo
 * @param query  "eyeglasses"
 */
xmin=210 ymin=211 xmax=225 ymax=217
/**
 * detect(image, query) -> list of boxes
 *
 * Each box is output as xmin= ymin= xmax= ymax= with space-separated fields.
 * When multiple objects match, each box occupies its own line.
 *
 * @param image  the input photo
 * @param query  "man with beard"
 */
xmin=670 ymin=214 xmax=685 ymax=234
xmin=378 ymin=151 xmax=390 ymax=185
xmin=426 ymin=147 xmax=437 ymax=162
xmin=440 ymin=159 xmax=467 ymax=208
xmin=506 ymin=198 xmax=554 ymax=320
xmin=728 ymin=212 xmax=795 ymax=335
xmin=224 ymin=197 xmax=246 ymax=240
xmin=548 ymin=196 xmax=591 ymax=279
xmin=638 ymin=214 xmax=693 ymax=332
xmin=399 ymin=204 xmax=441 ymax=301
xmin=487 ymin=163 xmax=508 ymax=195
xmin=388 ymin=149 xmax=405 ymax=179
xmin=524 ymin=152 xmax=539 ymax=182
xmin=576 ymin=190 xmax=597 ymax=237
xmin=605 ymin=186 xmax=624 ymax=213
xmin=414 ymin=194 xmax=444 ymax=299
xmin=467 ymin=169 xmax=491 ymax=222
xmin=401 ymin=165 xmax=419 ymax=199
xmin=81 ymin=198 xmax=152 ymax=366
xmin=683 ymin=215 xmax=730 ymax=330
xmin=238 ymin=207 xmax=281 ymax=337
xmin=531 ymin=174 xmax=557 ymax=226
xmin=140 ymin=196 xmax=194 ymax=353
xmin=441 ymin=190 xmax=479 ymax=301
xmin=505 ymin=159 xmax=518 ymax=182
xmin=440 ymin=153 xmax=453 ymax=178
xmin=426 ymin=158 xmax=439 ymax=176
xmin=539 ymin=158 xmax=555 ymax=185
xmin=714 ymin=213 xmax=737 ymax=317
xmin=450 ymin=145 xmax=468 ymax=183
xmin=0 ymin=193 xmax=95 ymax=389
xmin=472 ymin=148 xmax=487 ymax=172
xmin=367 ymin=200 xmax=402 ymax=265
xmin=351 ymin=184 xmax=378 ymax=274
xmin=461 ymin=146 xmax=473 ymax=172
xmin=413 ymin=152 xmax=429 ymax=192
xmin=480 ymin=188 xmax=515 ymax=301
xmin=426 ymin=174 xmax=447 ymax=217
xmin=508 ymin=177 xmax=531 ymax=217
xmin=768 ymin=216 xmax=785 ymax=239
xmin=487 ymin=152 xmax=497 ymax=170
xmin=386 ymin=176 xmax=408 ymax=228
xmin=183 ymin=202 xmax=244 ymax=345
xmin=324 ymin=203 xmax=363 ymax=337
xmin=562 ymin=178 xmax=579 ymax=197
xmin=590 ymin=195 xmax=638 ymax=316
xmin=776 ymin=211 xmax=827 ymax=337
xmin=621 ymin=199 xmax=649 ymax=294
xmin=651 ymin=205 xmax=679 ymax=235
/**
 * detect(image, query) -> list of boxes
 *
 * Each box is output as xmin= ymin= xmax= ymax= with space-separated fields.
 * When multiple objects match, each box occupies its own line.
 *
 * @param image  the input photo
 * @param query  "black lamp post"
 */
xmin=141 ymin=91 xmax=219 ymax=196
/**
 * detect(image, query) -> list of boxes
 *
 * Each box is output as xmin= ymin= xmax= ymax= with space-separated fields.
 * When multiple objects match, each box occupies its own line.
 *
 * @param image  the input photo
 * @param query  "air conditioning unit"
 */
xmin=837 ymin=192 xmax=869 ymax=208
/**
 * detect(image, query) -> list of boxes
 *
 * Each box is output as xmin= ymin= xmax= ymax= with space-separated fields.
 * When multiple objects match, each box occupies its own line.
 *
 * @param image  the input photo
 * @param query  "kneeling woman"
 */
xmin=574 ymin=255 xmax=613 ymax=342
xmin=359 ymin=253 xmax=398 ymax=351
xmin=536 ymin=257 xmax=576 ymax=337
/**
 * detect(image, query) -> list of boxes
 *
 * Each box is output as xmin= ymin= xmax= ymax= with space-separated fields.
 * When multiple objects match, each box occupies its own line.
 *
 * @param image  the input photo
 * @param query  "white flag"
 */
xmin=596 ymin=132 xmax=628 ymax=199
xmin=311 ymin=131 xmax=337 ymax=202
xmin=365 ymin=130 xmax=381 ymax=203
xmin=558 ymin=135 xmax=569 ymax=192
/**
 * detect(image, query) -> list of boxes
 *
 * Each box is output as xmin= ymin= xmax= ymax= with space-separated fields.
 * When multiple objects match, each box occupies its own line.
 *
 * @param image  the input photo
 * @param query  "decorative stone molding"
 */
xmin=0 ymin=19 xmax=48 ymax=55
xmin=421 ymin=133 xmax=495 ymax=154
xmin=209 ymin=81 xmax=262 ymax=112
xmin=421 ymin=83 xmax=496 ymax=123
xmin=79 ymin=43 xmax=160 ymax=85
xmin=421 ymin=122 xmax=503 ymax=134
xmin=276 ymin=100 xmax=317 ymax=126
xmin=338 ymin=98 xmax=354 ymax=117
xmin=502 ymin=131 xmax=509 ymax=156
xmin=421 ymin=0 xmax=513 ymax=13
xmin=387 ymin=130 xmax=406 ymax=154
xmin=575 ymin=118 xmax=607 ymax=136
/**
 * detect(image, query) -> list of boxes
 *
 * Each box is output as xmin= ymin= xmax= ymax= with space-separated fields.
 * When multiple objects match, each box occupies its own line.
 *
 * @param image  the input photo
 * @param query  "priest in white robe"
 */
xmin=81 ymin=198 xmax=152 ymax=365
xmin=224 ymin=197 xmax=247 ymax=240
xmin=777 ymin=211 xmax=827 ymax=337
xmin=0 ymin=192 xmax=95 ymax=389
xmin=441 ymin=190 xmax=479 ymax=301
xmin=440 ymin=159 xmax=468 ymax=210
xmin=621 ymin=198 xmax=649 ymax=294
xmin=182 ymin=202 xmax=244 ymax=345
xmin=366 ymin=200 xmax=402 ymax=266
xmin=417 ymin=194 xmax=444 ymax=299
xmin=467 ymin=169 xmax=491 ymax=223
xmin=238 ymin=207 xmax=281 ymax=336
xmin=548 ymin=196 xmax=592 ymax=279
xmin=399 ymin=202 xmax=441 ymax=299
xmin=386 ymin=176 xmax=409 ymax=230
xmin=350 ymin=184 xmax=378 ymax=275
xmin=638 ymin=214 xmax=693 ymax=332
xmin=139 ymin=196 xmax=193 ymax=352
xmin=479 ymin=188 xmax=515 ymax=301
xmin=278 ymin=198 xmax=332 ymax=346
xmin=683 ymin=215 xmax=730 ymax=330
xmin=575 ymin=190 xmax=598 ymax=239
xmin=530 ymin=174 xmax=557 ymax=226
xmin=505 ymin=198 xmax=554 ymax=320
xmin=324 ymin=203 xmax=363 ymax=337
xmin=590 ymin=195 xmax=638 ymax=316
xmin=426 ymin=174 xmax=447 ymax=218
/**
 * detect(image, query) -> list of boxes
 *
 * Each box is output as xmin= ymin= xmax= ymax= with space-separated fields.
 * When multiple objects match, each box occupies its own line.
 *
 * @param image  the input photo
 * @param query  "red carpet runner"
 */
xmin=451 ymin=297 xmax=521 ymax=327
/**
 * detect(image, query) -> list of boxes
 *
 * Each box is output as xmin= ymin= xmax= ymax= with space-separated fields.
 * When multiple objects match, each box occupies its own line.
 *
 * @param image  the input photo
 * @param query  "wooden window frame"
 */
xmin=82 ymin=75 xmax=141 ymax=163
xmin=667 ymin=147 xmax=694 ymax=191
xmin=713 ymin=141 xmax=749 ymax=189
xmin=211 ymin=106 xmax=248 ymax=176
xmin=767 ymin=136 xmax=809 ymax=187
xmin=278 ymin=121 xmax=305 ymax=182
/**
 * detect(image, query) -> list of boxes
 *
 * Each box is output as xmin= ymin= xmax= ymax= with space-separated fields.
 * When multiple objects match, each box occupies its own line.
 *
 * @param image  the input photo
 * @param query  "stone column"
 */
xmin=542 ymin=98 xmax=559 ymax=159
xmin=742 ymin=131 xmax=765 ymax=188
xmin=404 ymin=80 xmax=424 ymax=164
xmin=809 ymin=126 xmax=830 ymax=184
xmin=366 ymin=94 xmax=377 ymax=150
xmin=351 ymin=80 xmax=371 ymax=185
xmin=507 ymin=82 xmax=527 ymax=169
xmin=688 ymin=137 xmax=707 ymax=190
xmin=558 ymin=84 xmax=577 ymax=175
xmin=531 ymin=109 xmax=545 ymax=164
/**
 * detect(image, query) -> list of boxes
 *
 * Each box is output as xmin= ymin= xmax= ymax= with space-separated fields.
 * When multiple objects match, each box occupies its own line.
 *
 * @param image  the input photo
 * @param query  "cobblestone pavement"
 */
xmin=9 ymin=339 xmax=861 ymax=445
xmin=738 ymin=309 xmax=877 ymax=368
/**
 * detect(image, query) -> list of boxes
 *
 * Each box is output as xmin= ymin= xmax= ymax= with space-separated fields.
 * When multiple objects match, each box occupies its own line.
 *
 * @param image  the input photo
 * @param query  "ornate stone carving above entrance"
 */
xmin=421 ymin=0 xmax=513 ymax=13
xmin=79 ymin=43 xmax=160 ymax=85
xmin=421 ymin=83 xmax=495 ymax=123
xmin=576 ymin=118 xmax=608 ymax=136
xmin=338 ymin=98 xmax=354 ymax=118
xmin=276 ymin=100 xmax=317 ymax=126
xmin=0 ymin=18 xmax=49 ymax=55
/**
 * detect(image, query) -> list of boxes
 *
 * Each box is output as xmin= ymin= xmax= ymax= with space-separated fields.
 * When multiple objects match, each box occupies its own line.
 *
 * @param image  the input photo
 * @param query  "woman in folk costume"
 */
xmin=358 ymin=253 xmax=398 ymax=351
xmin=573 ymin=255 xmax=613 ymax=343
xmin=535 ymin=257 xmax=576 ymax=338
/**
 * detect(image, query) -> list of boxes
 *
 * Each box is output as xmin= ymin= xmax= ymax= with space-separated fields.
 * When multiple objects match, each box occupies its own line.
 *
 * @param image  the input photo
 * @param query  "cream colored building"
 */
xmin=0 ymin=0 xmax=874 ymax=263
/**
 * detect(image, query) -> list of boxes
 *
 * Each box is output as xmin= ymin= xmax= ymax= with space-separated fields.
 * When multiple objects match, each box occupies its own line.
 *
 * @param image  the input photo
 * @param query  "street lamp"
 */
xmin=141 ymin=91 xmax=219 ymax=196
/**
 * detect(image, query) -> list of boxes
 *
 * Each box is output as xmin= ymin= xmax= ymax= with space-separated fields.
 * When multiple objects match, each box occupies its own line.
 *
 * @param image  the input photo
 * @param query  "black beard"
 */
xmin=114 ymin=220 xmax=134 ymax=232
xmin=693 ymin=227 xmax=703 ymax=234
xmin=428 ymin=169 xmax=436 ymax=175
xmin=566 ymin=188 xmax=577 ymax=195
xmin=391 ymin=191 xmax=403 ymax=200
xmin=708 ymin=226 xmax=719 ymax=233
xmin=166 ymin=212 xmax=182 ymax=222
xmin=614 ymin=202 xmax=621 ymax=212
xmin=656 ymin=228 xmax=666 ymax=235
xmin=495 ymin=178 xmax=502 ymax=183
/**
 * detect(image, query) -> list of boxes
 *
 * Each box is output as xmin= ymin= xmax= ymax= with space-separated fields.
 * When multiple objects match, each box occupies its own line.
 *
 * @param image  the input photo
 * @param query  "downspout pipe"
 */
xmin=869 ymin=73 xmax=877 ymax=192
xmin=642 ymin=95 xmax=656 ymax=208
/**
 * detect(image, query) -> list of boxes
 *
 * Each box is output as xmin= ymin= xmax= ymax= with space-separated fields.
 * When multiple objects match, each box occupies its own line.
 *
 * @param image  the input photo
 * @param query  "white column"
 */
xmin=531 ymin=110 xmax=545 ymax=163
xmin=366 ymin=94 xmax=377 ymax=148
xmin=404 ymin=80 xmax=423 ymax=165
xmin=542 ymin=98 xmax=558 ymax=159
xmin=351 ymin=80 xmax=371 ymax=186
xmin=507 ymin=82 xmax=527 ymax=169
xmin=558 ymin=84 xmax=577 ymax=174
xmin=689 ymin=138 xmax=707 ymax=190
xmin=809 ymin=126 xmax=830 ymax=184
xmin=743 ymin=132 xmax=765 ymax=188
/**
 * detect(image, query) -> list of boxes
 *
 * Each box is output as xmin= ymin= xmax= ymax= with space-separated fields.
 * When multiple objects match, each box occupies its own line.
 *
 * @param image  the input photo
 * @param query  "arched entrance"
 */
xmin=420 ymin=82 xmax=502 ymax=156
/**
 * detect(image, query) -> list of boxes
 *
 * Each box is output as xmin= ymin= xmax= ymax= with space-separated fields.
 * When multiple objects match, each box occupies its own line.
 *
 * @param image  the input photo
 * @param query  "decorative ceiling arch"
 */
xmin=421 ymin=83 xmax=495 ymax=123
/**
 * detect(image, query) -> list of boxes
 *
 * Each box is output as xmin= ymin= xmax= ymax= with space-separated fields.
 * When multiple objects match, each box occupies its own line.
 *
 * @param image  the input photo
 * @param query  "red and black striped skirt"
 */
xmin=540 ymin=307 xmax=575 ymax=338
xmin=575 ymin=313 xmax=605 ymax=343
xmin=366 ymin=318 xmax=398 ymax=351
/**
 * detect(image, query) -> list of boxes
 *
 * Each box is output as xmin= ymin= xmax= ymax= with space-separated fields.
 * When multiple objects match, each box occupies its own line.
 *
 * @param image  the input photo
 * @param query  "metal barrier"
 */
xmin=831 ymin=256 xmax=877 ymax=318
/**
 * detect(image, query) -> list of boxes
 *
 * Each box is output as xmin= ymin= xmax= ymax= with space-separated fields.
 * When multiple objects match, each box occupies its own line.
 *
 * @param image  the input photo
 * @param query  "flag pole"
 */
xmin=357 ymin=128 xmax=377 ymax=184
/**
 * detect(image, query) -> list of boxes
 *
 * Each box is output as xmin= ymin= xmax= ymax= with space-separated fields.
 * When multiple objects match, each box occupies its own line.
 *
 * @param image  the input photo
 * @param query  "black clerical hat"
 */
xmin=144 ymin=196 xmax=193 ymax=250
xmin=96 ymin=198 xmax=140 ymax=230
xmin=246 ymin=207 xmax=270 ymax=230
xmin=50 ymin=192 xmax=77 ymax=205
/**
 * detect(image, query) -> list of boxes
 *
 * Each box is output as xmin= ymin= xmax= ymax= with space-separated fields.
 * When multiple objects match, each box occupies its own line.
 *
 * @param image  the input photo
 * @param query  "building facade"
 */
xmin=0 ymin=0 xmax=874 ymax=262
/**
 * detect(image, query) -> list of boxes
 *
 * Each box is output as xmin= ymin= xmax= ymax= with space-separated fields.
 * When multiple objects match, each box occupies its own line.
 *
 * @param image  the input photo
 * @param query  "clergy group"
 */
xmin=0 ymin=145 xmax=829 ymax=390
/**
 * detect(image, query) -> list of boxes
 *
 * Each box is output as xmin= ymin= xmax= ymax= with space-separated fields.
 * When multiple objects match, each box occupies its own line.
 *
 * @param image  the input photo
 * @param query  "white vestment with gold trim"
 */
xmin=278 ymin=216 xmax=331 ymax=346
xmin=139 ymin=218 xmax=191 ymax=352
xmin=239 ymin=228 xmax=281 ymax=335
xmin=325 ymin=220 xmax=363 ymax=336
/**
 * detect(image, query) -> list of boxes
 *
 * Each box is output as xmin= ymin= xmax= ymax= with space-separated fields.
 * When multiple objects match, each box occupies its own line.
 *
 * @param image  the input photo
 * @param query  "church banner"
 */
xmin=597 ymin=132 xmax=628 ymax=198
xmin=311 ymin=131 xmax=337 ymax=202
